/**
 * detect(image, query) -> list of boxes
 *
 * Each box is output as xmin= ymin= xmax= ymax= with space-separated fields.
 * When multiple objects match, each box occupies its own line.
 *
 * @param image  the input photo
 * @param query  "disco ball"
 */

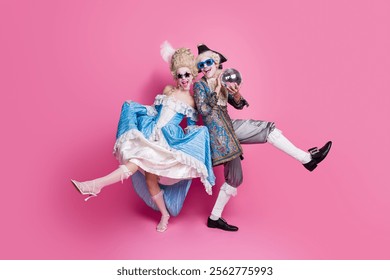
xmin=221 ymin=68 xmax=242 ymax=87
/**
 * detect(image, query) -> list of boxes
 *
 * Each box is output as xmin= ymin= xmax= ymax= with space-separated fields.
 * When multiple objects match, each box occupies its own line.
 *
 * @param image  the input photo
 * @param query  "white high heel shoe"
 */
xmin=71 ymin=179 xmax=100 ymax=201
xmin=156 ymin=215 xmax=170 ymax=233
xmin=70 ymin=165 xmax=133 ymax=201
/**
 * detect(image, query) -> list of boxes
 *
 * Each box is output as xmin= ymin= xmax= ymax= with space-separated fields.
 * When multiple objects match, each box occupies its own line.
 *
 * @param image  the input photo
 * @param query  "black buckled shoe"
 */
xmin=207 ymin=217 xmax=239 ymax=231
xmin=303 ymin=141 xmax=332 ymax=171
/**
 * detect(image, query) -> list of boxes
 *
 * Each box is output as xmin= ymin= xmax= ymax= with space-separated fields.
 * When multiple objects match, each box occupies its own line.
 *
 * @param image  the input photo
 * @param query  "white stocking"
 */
xmin=210 ymin=182 xmax=237 ymax=221
xmin=267 ymin=128 xmax=311 ymax=164
xmin=72 ymin=165 xmax=132 ymax=197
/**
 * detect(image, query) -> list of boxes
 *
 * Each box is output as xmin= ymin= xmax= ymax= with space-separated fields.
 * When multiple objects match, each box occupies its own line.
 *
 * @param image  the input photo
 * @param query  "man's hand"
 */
xmin=226 ymin=82 xmax=242 ymax=102
xmin=215 ymin=72 xmax=223 ymax=97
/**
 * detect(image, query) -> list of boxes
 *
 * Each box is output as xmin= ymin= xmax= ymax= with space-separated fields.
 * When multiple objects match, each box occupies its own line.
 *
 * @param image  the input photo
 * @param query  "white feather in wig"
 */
xmin=160 ymin=41 xmax=175 ymax=63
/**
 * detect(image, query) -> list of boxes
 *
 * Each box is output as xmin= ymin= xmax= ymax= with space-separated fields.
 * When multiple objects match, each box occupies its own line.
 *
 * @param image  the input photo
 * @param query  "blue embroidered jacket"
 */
xmin=193 ymin=78 xmax=247 ymax=166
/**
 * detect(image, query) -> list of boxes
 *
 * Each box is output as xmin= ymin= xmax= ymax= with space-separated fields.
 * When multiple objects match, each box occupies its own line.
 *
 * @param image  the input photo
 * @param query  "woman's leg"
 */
xmin=71 ymin=162 xmax=138 ymax=200
xmin=145 ymin=172 xmax=170 ymax=232
xmin=145 ymin=172 xmax=162 ymax=196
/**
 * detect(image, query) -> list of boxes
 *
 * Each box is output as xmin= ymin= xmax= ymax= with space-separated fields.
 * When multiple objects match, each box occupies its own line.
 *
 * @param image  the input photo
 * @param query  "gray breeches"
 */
xmin=232 ymin=119 xmax=275 ymax=144
xmin=224 ymin=119 xmax=276 ymax=188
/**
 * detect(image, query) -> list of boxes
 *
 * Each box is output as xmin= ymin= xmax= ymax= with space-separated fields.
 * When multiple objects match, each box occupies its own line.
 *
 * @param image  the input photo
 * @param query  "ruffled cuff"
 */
xmin=220 ymin=182 xmax=238 ymax=197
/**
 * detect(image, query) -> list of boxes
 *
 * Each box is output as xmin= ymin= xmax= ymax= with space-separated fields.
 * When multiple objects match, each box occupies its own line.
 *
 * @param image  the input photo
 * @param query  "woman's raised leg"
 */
xmin=71 ymin=162 xmax=138 ymax=200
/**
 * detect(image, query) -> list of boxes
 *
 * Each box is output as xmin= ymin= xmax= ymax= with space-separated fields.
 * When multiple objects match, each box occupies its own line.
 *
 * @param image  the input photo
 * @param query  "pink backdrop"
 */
xmin=1 ymin=0 xmax=389 ymax=259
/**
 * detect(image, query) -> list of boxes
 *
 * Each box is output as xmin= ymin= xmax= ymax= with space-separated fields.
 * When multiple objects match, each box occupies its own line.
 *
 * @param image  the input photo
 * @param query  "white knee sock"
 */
xmin=210 ymin=182 xmax=237 ymax=221
xmin=152 ymin=190 xmax=170 ymax=232
xmin=267 ymin=128 xmax=311 ymax=164
xmin=95 ymin=165 xmax=132 ymax=188
xmin=77 ymin=165 xmax=132 ymax=194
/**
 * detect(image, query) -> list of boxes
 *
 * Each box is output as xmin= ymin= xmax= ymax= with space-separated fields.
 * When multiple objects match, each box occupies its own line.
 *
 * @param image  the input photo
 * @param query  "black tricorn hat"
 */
xmin=197 ymin=44 xmax=227 ymax=64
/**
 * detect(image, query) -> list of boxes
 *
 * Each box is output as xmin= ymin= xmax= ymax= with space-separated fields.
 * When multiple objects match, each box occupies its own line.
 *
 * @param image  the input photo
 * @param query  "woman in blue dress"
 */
xmin=71 ymin=47 xmax=215 ymax=232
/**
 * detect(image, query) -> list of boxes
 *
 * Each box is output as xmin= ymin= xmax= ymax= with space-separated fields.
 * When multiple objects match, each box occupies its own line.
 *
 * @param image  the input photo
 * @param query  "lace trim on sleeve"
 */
xmin=124 ymin=100 xmax=157 ymax=116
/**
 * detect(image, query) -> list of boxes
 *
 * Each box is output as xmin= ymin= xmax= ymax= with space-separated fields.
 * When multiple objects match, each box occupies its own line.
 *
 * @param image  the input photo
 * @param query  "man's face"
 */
xmin=197 ymin=57 xmax=217 ymax=79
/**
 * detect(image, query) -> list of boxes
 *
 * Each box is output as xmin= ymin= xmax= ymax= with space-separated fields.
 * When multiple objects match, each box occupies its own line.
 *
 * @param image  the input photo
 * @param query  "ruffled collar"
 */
xmin=154 ymin=94 xmax=198 ymax=121
xmin=201 ymin=70 xmax=222 ymax=91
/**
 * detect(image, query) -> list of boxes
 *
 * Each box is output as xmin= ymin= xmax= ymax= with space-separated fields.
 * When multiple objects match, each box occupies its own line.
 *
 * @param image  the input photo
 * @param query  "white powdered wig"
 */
xmin=160 ymin=41 xmax=175 ymax=63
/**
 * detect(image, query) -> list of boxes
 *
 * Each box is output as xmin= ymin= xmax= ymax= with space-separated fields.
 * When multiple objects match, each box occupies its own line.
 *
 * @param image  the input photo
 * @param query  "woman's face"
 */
xmin=198 ymin=57 xmax=217 ymax=79
xmin=176 ymin=67 xmax=193 ymax=91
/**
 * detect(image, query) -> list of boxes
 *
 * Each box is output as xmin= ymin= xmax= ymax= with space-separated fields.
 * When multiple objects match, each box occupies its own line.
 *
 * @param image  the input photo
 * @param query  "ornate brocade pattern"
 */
xmin=193 ymin=80 xmax=243 ymax=166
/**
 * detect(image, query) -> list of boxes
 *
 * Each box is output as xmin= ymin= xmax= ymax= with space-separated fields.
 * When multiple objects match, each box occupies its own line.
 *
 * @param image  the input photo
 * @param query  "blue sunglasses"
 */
xmin=197 ymin=59 xmax=215 ymax=70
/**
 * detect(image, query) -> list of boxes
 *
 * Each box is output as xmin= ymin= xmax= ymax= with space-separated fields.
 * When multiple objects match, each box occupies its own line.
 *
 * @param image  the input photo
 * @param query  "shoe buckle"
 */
xmin=308 ymin=147 xmax=320 ymax=156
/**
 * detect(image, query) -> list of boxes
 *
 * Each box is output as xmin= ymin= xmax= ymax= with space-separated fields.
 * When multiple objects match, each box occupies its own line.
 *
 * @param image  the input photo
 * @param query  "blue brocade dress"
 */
xmin=113 ymin=94 xmax=215 ymax=216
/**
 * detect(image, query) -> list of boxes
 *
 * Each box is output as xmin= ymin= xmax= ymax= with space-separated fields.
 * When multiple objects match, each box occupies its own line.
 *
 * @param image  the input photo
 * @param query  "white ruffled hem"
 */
xmin=113 ymin=129 xmax=213 ymax=194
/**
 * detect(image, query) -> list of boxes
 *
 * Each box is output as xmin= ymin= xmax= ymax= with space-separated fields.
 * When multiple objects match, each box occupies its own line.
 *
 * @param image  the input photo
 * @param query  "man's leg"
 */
xmin=233 ymin=119 xmax=332 ymax=171
xmin=266 ymin=128 xmax=311 ymax=163
xmin=232 ymin=119 xmax=274 ymax=144
xmin=267 ymin=128 xmax=332 ymax=171
xmin=207 ymin=157 xmax=242 ymax=232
